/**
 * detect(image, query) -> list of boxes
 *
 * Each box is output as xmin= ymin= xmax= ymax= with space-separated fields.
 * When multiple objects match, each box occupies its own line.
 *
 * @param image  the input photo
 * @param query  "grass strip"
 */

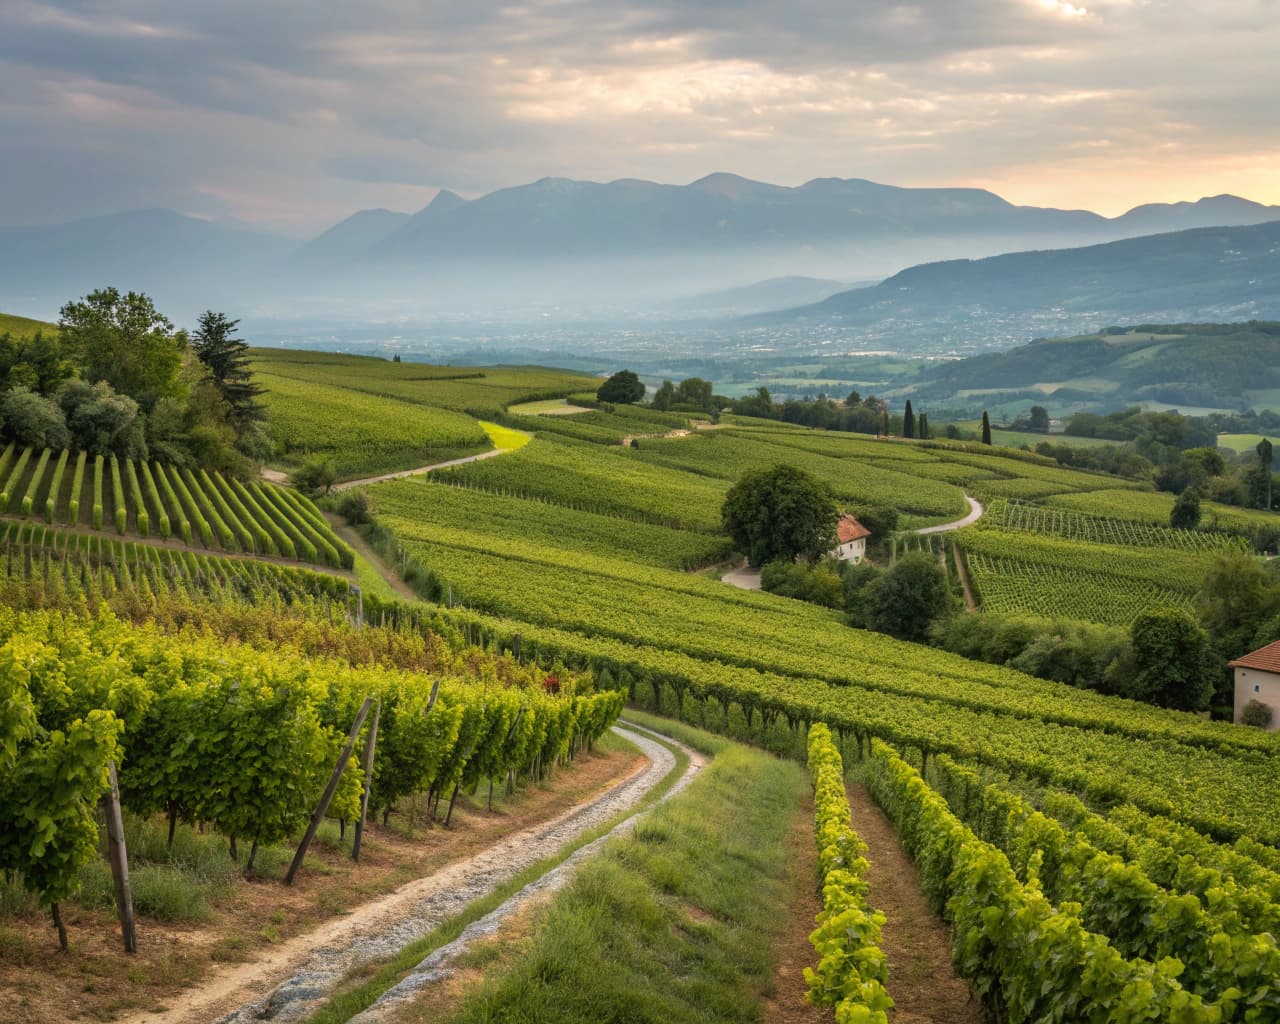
xmin=304 ymin=726 xmax=690 ymax=1024
xmin=433 ymin=731 xmax=806 ymax=1024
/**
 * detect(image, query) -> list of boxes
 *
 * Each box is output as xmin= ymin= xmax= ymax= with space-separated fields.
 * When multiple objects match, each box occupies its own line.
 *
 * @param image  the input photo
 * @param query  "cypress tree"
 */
xmin=1258 ymin=438 xmax=1274 ymax=509
xmin=903 ymin=400 xmax=916 ymax=439
xmin=918 ymin=412 xmax=929 ymax=440
xmin=981 ymin=411 xmax=992 ymax=445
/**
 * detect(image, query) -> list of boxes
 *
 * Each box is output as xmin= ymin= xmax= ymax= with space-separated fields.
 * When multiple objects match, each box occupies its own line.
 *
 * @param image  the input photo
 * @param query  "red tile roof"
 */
xmin=1229 ymin=639 xmax=1280 ymax=673
xmin=836 ymin=516 xmax=871 ymax=543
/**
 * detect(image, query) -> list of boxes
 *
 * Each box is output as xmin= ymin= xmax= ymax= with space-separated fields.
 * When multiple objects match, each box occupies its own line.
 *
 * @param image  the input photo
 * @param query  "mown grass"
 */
xmin=434 ymin=733 xmax=806 ymax=1024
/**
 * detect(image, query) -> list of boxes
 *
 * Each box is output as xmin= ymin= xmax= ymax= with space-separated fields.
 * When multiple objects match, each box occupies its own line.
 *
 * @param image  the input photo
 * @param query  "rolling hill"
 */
xmin=906 ymin=322 xmax=1280 ymax=414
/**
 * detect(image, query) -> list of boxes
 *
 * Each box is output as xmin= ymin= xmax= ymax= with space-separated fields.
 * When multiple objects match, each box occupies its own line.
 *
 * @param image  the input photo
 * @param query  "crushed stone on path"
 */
xmin=189 ymin=725 xmax=694 ymax=1024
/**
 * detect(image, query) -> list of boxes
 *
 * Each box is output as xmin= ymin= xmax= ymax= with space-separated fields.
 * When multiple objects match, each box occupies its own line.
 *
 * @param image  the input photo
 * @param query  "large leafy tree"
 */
xmin=861 ymin=551 xmax=954 ymax=642
xmin=191 ymin=311 xmax=265 ymax=429
xmin=721 ymin=464 xmax=837 ymax=566
xmin=57 ymin=289 xmax=187 ymax=411
xmin=1110 ymin=609 xmax=1216 ymax=712
xmin=597 ymin=369 xmax=645 ymax=404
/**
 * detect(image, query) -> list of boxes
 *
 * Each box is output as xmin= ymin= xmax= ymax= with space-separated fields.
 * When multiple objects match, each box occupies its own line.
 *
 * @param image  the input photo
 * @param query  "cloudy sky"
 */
xmin=2 ymin=0 xmax=1277 ymax=235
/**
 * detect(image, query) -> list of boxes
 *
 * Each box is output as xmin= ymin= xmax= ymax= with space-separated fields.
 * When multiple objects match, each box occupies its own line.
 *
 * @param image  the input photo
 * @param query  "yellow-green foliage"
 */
xmin=804 ymin=724 xmax=892 ymax=1023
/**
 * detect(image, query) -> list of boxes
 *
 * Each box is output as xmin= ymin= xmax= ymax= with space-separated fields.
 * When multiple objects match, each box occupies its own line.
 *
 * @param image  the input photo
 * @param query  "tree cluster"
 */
xmin=0 ymin=290 xmax=266 ymax=475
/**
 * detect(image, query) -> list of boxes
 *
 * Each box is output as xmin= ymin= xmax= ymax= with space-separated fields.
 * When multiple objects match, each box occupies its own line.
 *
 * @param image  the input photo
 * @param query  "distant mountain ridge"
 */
xmin=2 ymin=174 xmax=1278 ymax=319
xmin=771 ymin=220 xmax=1280 ymax=326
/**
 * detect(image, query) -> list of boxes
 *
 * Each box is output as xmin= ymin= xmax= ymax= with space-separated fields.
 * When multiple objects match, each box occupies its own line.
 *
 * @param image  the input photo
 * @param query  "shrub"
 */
xmin=1241 ymin=699 xmax=1274 ymax=728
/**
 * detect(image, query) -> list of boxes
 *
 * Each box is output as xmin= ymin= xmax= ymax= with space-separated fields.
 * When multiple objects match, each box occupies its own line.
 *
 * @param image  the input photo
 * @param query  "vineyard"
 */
xmin=0 ymin=442 xmax=353 ymax=569
xmin=0 ymin=605 xmax=622 ymax=949
xmin=955 ymin=523 xmax=1216 ymax=625
xmin=4 ymin=344 xmax=1280 ymax=1022
xmin=368 ymin=476 xmax=735 ymax=570
xmin=255 ymin=370 xmax=491 ymax=479
xmin=983 ymin=497 xmax=1250 ymax=551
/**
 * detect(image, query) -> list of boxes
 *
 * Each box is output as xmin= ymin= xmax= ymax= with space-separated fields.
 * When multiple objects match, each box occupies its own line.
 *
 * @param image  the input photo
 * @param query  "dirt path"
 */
xmin=915 ymin=496 xmax=983 ymax=536
xmin=846 ymin=783 xmax=981 ymax=1024
xmin=722 ymin=560 xmax=762 ymax=591
xmin=331 ymin=447 xmax=508 ymax=492
xmin=120 ymin=725 xmax=691 ymax=1024
xmin=347 ymin=722 xmax=705 ymax=1022
xmin=324 ymin=513 xmax=420 ymax=603
xmin=762 ymin=795 xmax=827 ymax=1024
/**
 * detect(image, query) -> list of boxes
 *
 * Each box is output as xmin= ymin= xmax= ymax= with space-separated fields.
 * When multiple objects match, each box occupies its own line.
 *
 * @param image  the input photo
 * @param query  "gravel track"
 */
xmin=349 ymin=721 xmax=704 ymax=1022
xmin=196 ymin=724 xmax=696 ymax=1024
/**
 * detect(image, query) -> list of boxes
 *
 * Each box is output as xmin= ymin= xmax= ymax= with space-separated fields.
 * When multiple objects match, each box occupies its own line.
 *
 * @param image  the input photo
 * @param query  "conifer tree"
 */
xmin=918 ymin=412 xmax=929 ymax=440
xmin=191 ymin=311 xmax=265 ymax=429
xmin=981 ymin=411 xmax=992 ymax=445
xmin=903 ymin=400 xmax=916 ymax=439
xmin=1258 ymin=438 xmax=1274 ymax=510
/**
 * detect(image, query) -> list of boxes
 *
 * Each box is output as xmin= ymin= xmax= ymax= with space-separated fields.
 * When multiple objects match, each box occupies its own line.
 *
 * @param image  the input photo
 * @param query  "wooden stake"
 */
xmin=285 ymin=697 xmax=373 ymax=885
xmin=101 ymin=762 xmax=137 ymax=953
xmin=352 ymin=700 xmax=381 ymax=862
xmin=51 ymin=902 xmax=67 ymax=953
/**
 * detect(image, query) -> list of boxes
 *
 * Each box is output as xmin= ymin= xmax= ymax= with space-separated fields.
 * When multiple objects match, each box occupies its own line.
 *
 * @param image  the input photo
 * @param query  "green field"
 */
xmin=0 ymin=312 xmax=55 ymax=338
xmin=1218 ymin=432 xmax=1277 ymax=454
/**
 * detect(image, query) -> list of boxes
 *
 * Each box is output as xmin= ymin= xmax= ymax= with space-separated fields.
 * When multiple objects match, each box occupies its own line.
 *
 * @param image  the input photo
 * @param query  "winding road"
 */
xmin=720 ymin=494 xmax=984 ymax=591
xmin=914 ymin=494 xmax=984 ymax=535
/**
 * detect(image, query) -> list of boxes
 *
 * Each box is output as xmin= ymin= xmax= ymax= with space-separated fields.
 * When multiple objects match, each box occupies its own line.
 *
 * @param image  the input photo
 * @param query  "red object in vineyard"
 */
xmin=542 ymin=674 xmax=560 ymax=694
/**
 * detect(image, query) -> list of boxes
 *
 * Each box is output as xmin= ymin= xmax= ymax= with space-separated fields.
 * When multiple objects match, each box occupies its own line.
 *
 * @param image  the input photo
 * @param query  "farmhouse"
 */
xmin=1228 ymin=639 xmax=1280 ymax=731
xmin=830 ymin=515 xmax=871 ymax=564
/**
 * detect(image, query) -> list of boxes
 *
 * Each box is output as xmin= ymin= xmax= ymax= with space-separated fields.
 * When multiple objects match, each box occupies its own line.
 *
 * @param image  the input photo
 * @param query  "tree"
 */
xmin=291 ymin=455 xmax=336 ymax=496
xmin=1 ymin=387 xmax=70 ymax=449
xmin=1109 ymin=608 xmax=1215 ymax=711
xmin=1170 ymin=487 xmax=1201 ymax=529
xmin=1029 ymin=406 xmax=1050 ymax=432
xmin=721 ymin=464 xmax=838 ymax=566
xmin=1258 ymin=438 xmax=1274 ymax=510
xmin=674 ymin=377 xmax=713 ymax=411
xmin=902 ymin=400 xmax=916 ymax=440
xmin=57 ymin=289 xmax=186 ymax=411
xmin=981 ymin=411 xmax=992 ymax=445
xmin=57 ymin=380 xmax=145 ymax=458
xmin=861 ymin=551 xmax=954 ymax=642
xmin=191 ymin=311 xmax=265 ymax=430
xmin=918 ymin=412 xmax=929 ymax=440
xmin=651 ymin=380 xmax=675 ymax=411
xmin=596 ymin=369 xmax=645 ymax=404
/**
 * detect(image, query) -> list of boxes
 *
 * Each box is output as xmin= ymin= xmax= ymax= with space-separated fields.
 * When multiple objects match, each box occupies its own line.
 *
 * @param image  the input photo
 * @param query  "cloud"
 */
xmin=0 ymin=0 xmax=1276 ymax=231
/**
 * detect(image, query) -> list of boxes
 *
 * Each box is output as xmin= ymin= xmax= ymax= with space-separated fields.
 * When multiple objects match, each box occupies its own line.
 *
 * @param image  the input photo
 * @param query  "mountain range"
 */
xmin=1 ymin=173 xmax=1278 ymax=330
xmin=756 ymin=220 xmax=1280 ymax=346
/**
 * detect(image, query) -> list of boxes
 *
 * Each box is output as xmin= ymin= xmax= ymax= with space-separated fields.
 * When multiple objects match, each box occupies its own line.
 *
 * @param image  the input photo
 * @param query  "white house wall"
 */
xmin=1234 ymin=667 xmax=1280 ymax=731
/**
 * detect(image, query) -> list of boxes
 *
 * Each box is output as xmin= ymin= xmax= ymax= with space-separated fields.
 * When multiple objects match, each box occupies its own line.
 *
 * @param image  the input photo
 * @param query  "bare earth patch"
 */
xmin=846 ymin=782 xmax=983 ymax=1024
xmin=762 ymin=793 xmax=828 ymax=1024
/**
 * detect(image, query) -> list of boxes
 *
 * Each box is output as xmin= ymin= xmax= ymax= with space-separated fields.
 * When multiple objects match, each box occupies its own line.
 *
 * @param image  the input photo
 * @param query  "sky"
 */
xmin=1 ymin=0 xmax=1277 ymax=236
